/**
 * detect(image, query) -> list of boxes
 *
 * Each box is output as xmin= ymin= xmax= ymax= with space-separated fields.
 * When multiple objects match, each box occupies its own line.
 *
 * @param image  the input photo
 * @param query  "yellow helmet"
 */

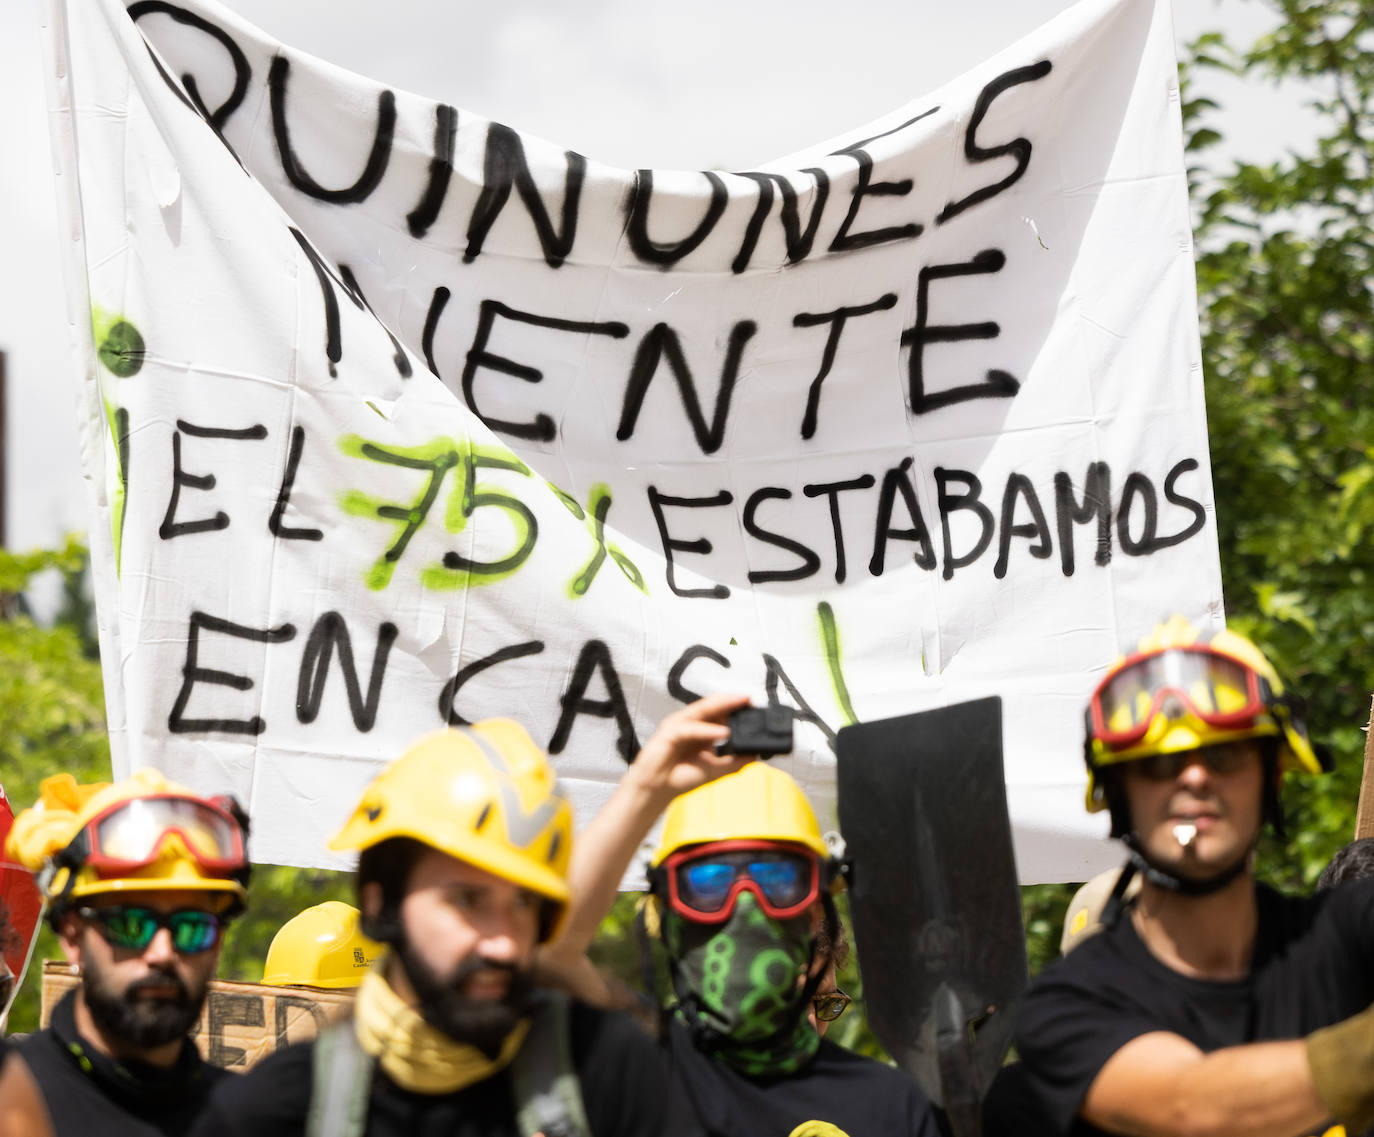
xmin=652 ymin=761 xmax=828 ymax=866
xmin=331 ymin=722 xmax=572 ymax=940
xmin=5 ymin=768 xmax=250 ymax=917
xmin=262 ymin=901 xmax=382 ymax=989
xmin=1084 ymin=615 xmax=1322 ymax=814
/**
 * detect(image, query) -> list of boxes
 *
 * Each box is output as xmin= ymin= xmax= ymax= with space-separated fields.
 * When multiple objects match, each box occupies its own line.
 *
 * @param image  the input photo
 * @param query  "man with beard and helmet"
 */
xmin=0 ymin=768 xmax=250 ymax=1136
xmin=193 ymin=720 xmax=690 ymax=1137
xmin=545 ymin=693 xmax=939 ymax=1137
xmin=1011 ymin=615 xmax=1374 ymax=1137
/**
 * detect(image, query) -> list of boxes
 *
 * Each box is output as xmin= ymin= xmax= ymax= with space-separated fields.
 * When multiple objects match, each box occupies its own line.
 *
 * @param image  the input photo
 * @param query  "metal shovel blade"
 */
xmin=836 ymin=698 xmax=1027 ymax=1135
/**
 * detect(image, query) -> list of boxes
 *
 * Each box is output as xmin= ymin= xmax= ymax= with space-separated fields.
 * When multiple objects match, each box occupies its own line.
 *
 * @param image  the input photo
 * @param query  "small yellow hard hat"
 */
xmin=331 ymin=722 xmax=572 ymax=940
xmin=262 ymin=902 xmax=382 ymax=989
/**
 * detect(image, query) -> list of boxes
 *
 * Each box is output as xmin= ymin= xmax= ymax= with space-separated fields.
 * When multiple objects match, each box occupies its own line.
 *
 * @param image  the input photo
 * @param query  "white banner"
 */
xmin=48 ymin=0 xmax=1222 ymax=881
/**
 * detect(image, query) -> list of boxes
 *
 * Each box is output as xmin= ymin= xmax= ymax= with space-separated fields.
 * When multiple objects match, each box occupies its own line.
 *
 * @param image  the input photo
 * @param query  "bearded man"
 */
xmin=194 ymin=722 xmax=689 ymax=1137
xmin=0 ymin=769 xmax=251 ymax=1136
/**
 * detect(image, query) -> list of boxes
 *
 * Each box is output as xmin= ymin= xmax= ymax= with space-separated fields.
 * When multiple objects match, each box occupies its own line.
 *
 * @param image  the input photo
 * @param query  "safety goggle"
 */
xmin=1088 ymin=645 xmax=1271 ymax=750
xmin=662 ymin=840 xmax=820 ymax=924
xmin=76 ymin=905 xmax=223 ymax=955
xmin=812 ymin=989 xmax=851 ymax=1023
xmin=66 ymin=794 xmax=247 ymax=878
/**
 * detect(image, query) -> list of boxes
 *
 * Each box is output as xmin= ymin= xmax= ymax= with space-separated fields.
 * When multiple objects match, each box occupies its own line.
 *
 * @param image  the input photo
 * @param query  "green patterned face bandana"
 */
xmin=664 ymin=892 xmax=821 ymax=1076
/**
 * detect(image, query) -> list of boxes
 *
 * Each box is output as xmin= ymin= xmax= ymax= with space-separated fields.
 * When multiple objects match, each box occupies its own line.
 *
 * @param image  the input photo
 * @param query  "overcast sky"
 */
xmin=0 ymin=0 xmax=1312 ymax=552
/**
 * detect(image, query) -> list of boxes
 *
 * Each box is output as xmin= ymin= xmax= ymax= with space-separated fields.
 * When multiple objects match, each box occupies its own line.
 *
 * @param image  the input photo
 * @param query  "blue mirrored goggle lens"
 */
xmin=676 ymin=853 xmax=812 ymax=912
xmin=747 ymin=858 xmax=808 ymax=907
xmin=680 ymin=861 xmax=738 ymax=910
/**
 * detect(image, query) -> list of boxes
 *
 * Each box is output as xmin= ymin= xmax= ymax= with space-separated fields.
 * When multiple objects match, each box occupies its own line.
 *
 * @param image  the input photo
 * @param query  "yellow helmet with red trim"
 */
xmin=5 ymin=768 xmax=250 ymax=915
xmin=1084 ymin=616 xmax=1321 ymax=814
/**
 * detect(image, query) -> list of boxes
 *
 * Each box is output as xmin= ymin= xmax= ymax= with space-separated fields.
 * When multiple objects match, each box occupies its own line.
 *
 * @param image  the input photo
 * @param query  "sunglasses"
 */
xmin=812 ymin=989 xmax=851 ymax=1023
xmin=1129 ymin=742 xmax=1257 ymax=782
xmin=662 ymin=840 xmax=820 ymax=923
xmin=77 ymin=905 xmax=223 ymax=955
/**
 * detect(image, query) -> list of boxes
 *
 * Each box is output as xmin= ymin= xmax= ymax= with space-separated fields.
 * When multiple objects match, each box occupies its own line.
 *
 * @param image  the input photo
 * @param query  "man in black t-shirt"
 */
xmin=0 ymin=769 xmax=251 ymax=1137
xmin=1009 ymin=617 xmax=1374 ymax=1137
xmin=192 ymin=722 xmax=684 ymax=1137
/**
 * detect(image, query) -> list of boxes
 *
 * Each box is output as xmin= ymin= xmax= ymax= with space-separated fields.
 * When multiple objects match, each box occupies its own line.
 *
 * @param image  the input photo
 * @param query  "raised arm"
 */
xmin=545 ymin=693 xmax=753 ymax=961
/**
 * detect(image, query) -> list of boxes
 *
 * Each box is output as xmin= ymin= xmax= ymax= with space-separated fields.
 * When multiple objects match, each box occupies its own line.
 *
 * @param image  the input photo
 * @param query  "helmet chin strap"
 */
xmin=1120 ymin=833 xmax=1252 ymax=897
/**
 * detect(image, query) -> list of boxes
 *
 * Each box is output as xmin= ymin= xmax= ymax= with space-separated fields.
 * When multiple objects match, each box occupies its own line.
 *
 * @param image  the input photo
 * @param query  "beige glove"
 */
xmin=1307 ymin=1002 xmax=1374 ymax=1134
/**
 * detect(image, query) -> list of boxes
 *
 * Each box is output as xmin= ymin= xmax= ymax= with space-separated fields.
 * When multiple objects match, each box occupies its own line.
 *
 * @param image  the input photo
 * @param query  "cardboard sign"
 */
xmin=39 ymin=961 xmax=354 ymax=1069
xmin=45 ymin=0 xmax=1223 ymax=883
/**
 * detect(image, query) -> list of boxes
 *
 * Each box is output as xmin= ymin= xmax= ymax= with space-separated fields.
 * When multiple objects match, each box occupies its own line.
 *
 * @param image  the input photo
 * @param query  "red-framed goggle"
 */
xmin=1088 ymin=644 xmax=1272 ymax=750
xmin=660 ymin=839 xmax=821 ymax=924
xmin=65 ymin=793 xmax=248 ymax=878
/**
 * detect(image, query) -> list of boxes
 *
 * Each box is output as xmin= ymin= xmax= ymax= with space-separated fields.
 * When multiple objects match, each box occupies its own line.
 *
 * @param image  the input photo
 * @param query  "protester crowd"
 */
xmin=0 ymin=616 xmax=1373 ymax=1137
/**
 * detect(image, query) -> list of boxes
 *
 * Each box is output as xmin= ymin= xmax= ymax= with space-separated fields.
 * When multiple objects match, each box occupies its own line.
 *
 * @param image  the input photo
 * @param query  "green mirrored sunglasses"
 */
xmin=77 ymin=905 xmax=222 ymax=955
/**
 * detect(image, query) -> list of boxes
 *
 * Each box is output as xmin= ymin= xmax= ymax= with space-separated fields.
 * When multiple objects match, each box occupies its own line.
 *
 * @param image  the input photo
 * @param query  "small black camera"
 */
xmin=718 ymin=706 xmax=795 ymax=757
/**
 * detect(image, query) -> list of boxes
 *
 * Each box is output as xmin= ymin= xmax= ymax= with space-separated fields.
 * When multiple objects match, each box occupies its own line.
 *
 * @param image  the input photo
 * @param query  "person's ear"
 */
xmin=358 ymin=880 xmax=398 ymax=944
xmin=360 ymin=880 xmax=382 ymax=922
xmin=56 ymin=912 xmax=84 ymax=966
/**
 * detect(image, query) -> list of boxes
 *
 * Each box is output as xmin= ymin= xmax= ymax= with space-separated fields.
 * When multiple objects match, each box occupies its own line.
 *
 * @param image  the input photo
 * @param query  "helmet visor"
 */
xmin=1089 ymin=645 xmax=1269 ymax=751
xmin=664 ymin=840 xmax=819 ymax=924
xmin=84 ymin=795 xmax=247 ymax=876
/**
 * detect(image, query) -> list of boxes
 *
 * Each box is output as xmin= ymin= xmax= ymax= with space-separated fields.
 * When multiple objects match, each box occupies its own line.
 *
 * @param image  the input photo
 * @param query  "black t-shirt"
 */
xmin=191 ymin=999 xmax=692 ymax=1137
xmin=984 ymin=1062 xmax=1060 ymax=1137
xmin=1012 ymin=880 xmax=1374 ymax=1137
xmin=667 ymin=1017 xmax=942 ymax=1137
xmin=16 ymin=989 xmax=229 ymax=1136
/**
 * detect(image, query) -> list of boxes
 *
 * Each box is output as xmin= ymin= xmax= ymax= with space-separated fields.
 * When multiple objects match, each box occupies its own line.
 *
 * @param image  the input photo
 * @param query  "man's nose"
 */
xmin=142 ymin=926 xmax=178 ymax=964
xmin=478 ymin=924 xmax=522 ymax=963
xmin=1176 ymin=753 xmax=1213 ymax=788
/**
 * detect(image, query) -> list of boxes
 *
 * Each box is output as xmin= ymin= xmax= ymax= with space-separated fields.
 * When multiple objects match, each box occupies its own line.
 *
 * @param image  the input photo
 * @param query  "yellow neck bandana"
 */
xmin=352 ymin=960 xmax=530 ymax=1094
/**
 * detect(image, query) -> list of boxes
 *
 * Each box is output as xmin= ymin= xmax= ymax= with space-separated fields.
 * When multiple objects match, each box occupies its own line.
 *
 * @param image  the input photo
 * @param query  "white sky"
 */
xmin=0 ymin=0 xmax=1314 ymax=552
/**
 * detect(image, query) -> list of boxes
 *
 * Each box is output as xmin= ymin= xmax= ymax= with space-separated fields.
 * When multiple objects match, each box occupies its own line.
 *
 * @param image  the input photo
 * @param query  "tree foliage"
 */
xmin=1184 ymin=0 xmax=1374 ymax=893
xmin=0 ymin=540 xmax=109 ymax=1032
